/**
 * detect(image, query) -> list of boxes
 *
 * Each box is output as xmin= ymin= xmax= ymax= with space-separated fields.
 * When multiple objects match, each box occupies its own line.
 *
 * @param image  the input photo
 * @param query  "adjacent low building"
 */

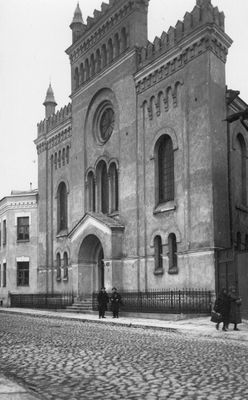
xmin=0 ymin=190 xmax=38 ymax=306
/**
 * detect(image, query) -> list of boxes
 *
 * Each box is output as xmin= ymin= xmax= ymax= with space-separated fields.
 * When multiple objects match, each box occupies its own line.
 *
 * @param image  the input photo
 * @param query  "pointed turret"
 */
xmin=43 ymin=83 xmax=57 ymax=119
xmin=70 ymin=3 xmax=85 ymax=43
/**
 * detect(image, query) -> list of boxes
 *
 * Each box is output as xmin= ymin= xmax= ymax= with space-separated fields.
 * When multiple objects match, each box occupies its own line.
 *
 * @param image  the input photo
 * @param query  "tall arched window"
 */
xmin=109 ymin=163 xmax=119 ymax=213
xmin=96 ymin=49 xmax=101 ymax=73
xmin=108 ymin=38 xmax=113 ymax=63
xmin=90 ymin=54 xmax=95 ymax=76
xmin=102 ymin=44 xmax=107 ymax=68
xmin=80 ymin=63 xmax=85 ymax=84
xmin=66 ymin=146 xmax=70 ymax=164
xmin=85 ymin=59 xmax=90 ymax=80
xmin=56 ymin=253 xmax=61 ymax=280
xmin=96 ymin=161 xmax=109 ymax=214
xmin=121 ymin=27 xmax=127 ymax=52
xmin=87 ymin=171 xmax=96 ymax=212
xmin=156 ymin=135 xmax=174 ymax=204
xmin=57 ymin=182 xmax=68 ymax=232
xmin=74 ymin=67 xmax=79 ymax=89
xmin=114 ymin=33 xmax=120 ymax=58
xmin=236 ymin=232 xmax=242 ymax=251
xmin=236 ymin=134 xmax=247 ymax=206
xmin=154 ymin=236 xmax=163 ymax=273
xmin=168 ymin=233 xmax=178 ymax=274
xmin=63 ymin=251 xmax=68 ymax=279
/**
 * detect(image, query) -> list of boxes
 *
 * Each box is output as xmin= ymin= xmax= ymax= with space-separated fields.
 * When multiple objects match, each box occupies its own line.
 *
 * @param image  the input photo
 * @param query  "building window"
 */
xmin=168 ymin=233 xmax=178 ymax=274
xmin=3 ymin=263 xmax=6 ymax=287
xmin=101 ymin=163 xmax=109 ymax=214
xmin=17 ymin=217 xmax=29 ymax=241
xmin=56 ymin=253 xmax=61 ymax=280
xmin=74 ymin=67 xmax=79 ymax=89
xmin=236 ymin=232 xmax=242 ymax=251
xmin=154 ymin=236 xmax=163 ymax=274
xmin=63 ymin=252 xmax=69 ymax=280
xmin=3 ymin=220 xmax=6 ymax=245
xmin=156 ymin=135 xmax=174 ymax=205
xmin=87 ymin=171 xmax=96 ymax=212
xmin=17 ymin=262 xmax=29 ymax=286
xmin=245 ymin=234 xmax=248 ymax=251
xmin=109 ymin=163 xmax=119 ymax=213
xmin=236 ymin=134 xmax=247 ymax=206
xmin=57 ymin=182 xmax=68 ymax=232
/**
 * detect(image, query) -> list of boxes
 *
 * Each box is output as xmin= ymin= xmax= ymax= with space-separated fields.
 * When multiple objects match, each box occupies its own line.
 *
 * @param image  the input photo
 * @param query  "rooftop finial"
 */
xmin=43 ymin=83 xmax=57 ymax=119
xmin=70 ymin=3 xmax=85 ymax=43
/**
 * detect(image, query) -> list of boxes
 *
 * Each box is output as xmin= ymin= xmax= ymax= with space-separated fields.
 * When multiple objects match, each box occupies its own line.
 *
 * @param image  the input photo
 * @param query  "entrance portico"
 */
xmin=68 ymin=212 xmax=125 ymax=297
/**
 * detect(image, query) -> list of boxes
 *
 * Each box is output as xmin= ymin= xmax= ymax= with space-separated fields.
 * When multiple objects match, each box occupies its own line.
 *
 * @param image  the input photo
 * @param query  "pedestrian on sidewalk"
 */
xmin=97 ymin=287 xmax=109 ymax=319
xmin=228 ymin=286 xmax=242 ymax=331
xmin=214 ymin=288 xmax=231 ymax=331
xmin=110 ymin=287 xmax=122 ymax=318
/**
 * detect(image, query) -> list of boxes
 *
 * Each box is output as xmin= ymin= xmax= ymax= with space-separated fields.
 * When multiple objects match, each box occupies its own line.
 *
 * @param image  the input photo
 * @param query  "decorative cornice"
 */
xmin=66 ymin=0 xmax=134 ymax=64
xmin=36 ymin=126 xmax=72 ymax=155
xmin=135 ymin=29 xmax=230 ymax=95
xmin=37 ymin=103 xmax=72 ymax=136
xmin=0 ymin=200 xmax=37 ymax=216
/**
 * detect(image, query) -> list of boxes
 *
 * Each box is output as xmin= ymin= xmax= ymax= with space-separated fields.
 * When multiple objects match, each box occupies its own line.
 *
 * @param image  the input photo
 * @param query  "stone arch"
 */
xmin=150 ymin=127 xmax=179 ymax=159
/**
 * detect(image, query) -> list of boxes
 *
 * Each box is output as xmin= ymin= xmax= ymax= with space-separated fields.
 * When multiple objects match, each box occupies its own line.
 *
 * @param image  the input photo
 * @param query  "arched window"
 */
xmin=57 ymin=182 xmax=68 ymax=232
xmin=156 ymin=135 xmax=174 ymax=204
xmin=108 ymin=38 xmax=113 ymax=63
xmin=62 ymin=148 xmax=65 ymax=166
xmin=74 ymin=67 xmax=79 ymax=89
xmin=114 ymin=33 xmax=120 ymax=58
xmin=54 ymin=153 xmax=58 ymax=170
xmin=154 ymin=236 xmax=163 ymax=272
xmin=96 ymin=161 xmax=109 ymax=214
xmin=168 ymin=233 xmax=178 ymax=274
xmin=90 ymin=54 xmax=95 ymax=76
xmin=58 ymin=150 xmax=61 ymax=168
xmin=51 ymin=154 xmax=54 ymax=171
xmin=85 ymin=59 xmax=90 ymax=80
xmin=63 ymin=251 xmax=68 ymax=279
xmin=56 ymin=253 xmax=61 ymax=280
xmin=101 ymin=44 xmax=107 ymax=68
xmin=109 ymin=163 xmax=118 ymax=213
xmin=80 ymin=63 xmax=85 ymax=84
xmin=236 ymin=134 xmax=247 ymax=206
xmin=66 ymin=146 xmax=70 ymax=164
xmin=96 ymin=49 xmax=101 ymax=73
xmin=87 ymin=171 xmax=96 ymax=212
xmin=121 ymin=27 xmax=127 ymax=52
xmin=236 ymin=232 xmax=242 ymax=251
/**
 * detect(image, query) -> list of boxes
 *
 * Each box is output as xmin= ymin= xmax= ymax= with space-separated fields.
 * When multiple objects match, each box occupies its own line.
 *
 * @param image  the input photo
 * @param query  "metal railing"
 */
xmin=93 ymin=289 xmax=212 ymax=314
xmin=10 ymin=292 xmax=74 ymax=309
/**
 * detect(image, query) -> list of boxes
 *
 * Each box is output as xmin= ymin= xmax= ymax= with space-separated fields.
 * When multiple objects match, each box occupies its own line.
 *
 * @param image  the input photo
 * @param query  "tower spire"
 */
xmin=70 ymin=3 xmax=85 ymax=43
xmin=43 ymin=83 xmax=57 ymax=119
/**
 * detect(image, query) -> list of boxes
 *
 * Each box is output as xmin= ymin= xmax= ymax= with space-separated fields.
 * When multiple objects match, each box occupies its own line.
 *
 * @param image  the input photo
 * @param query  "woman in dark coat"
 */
xmin=214 ymin=288 xmax=231 ymax=331
xmin=110 ymin=287 xmax=122 ymax=318
xmin=97 ymin=287 xmax=109 ymax=318
xmin=229 ymin=287 xmax=242 ymax=330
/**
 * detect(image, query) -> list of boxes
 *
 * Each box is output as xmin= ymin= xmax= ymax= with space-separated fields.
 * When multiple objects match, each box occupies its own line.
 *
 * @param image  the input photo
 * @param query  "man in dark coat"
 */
xmin=229 ymin=287 xmax=242 ymax=330
xmin=97 ymin=287 xmax=109 ymax=318
xmin=110 ymin=287 xmax=122 ymax=318
xmin=214 ymin=288 xmax=231 ymax=331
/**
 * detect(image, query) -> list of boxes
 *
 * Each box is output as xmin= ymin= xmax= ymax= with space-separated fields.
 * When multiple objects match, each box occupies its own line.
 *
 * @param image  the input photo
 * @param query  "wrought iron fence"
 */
xmin=10 ymin=292 xmax=74 ymax=309
xmin=93 ymin=289 xmax=212 ymax=314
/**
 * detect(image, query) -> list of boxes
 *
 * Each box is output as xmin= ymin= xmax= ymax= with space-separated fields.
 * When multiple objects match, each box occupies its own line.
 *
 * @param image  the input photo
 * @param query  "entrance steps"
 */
xmin=65 ymin=297 xmax=93 ymax=313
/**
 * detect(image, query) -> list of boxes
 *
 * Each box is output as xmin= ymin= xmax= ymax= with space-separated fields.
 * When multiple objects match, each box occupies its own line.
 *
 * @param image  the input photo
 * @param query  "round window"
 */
xmin=99 ymin=107 xmax=115 ymax=142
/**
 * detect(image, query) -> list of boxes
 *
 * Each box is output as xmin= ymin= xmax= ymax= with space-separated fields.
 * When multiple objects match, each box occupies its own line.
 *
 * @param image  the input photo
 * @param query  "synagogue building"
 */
xmin=35 ymin=0 xmax=248 ymax=309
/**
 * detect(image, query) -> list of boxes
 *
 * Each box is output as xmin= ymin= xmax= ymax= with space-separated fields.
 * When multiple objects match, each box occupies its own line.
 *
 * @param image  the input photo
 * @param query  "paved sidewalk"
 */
xmin=0 ymin=374 xmax=43 ymax=400
xmin=1 ymin=307 xmax=248 ymax=342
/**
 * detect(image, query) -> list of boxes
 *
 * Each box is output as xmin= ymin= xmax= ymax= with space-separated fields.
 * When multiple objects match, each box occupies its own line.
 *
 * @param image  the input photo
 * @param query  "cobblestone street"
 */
xmin=0 ymin=313 xmax=248 ymax=400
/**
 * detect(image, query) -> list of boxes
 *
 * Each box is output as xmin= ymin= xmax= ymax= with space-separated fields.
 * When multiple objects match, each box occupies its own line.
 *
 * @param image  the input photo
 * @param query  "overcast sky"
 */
xmin=0 ymin=0 xmax=247 ymax=200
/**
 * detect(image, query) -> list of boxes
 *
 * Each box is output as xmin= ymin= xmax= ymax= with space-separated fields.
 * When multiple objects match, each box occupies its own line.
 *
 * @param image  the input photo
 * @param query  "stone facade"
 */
xmin=35 ymin=0 xmax=248 ymax=297
xmin=0 ymin=190 xmax=38 ymax=306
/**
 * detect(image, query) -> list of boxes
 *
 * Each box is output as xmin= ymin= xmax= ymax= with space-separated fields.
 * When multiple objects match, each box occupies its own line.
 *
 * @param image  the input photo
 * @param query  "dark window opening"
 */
xmin=17 ymin=217 xmax=29 ymax=241
xmin=17 ymin=262 xmax=29 ymax=286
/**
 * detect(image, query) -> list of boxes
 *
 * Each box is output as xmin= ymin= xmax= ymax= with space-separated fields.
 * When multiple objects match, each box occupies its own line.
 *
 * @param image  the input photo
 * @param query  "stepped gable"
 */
xmin=138 ymin=0 xmax=225 ymax=69
xmin=37 ymin=103 xmax=72 ymax=135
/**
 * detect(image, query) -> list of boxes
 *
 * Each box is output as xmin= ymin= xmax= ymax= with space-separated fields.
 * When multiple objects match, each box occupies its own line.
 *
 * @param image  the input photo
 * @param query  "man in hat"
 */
xmin=110 ymin=287 xmax=122 ymax=318
xmin=97 ymin=287 xmax=109 ymax=318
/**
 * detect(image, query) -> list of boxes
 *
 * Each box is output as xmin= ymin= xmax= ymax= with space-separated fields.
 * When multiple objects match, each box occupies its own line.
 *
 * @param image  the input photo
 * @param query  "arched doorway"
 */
xmin=78 ymin=234 xmax=104 ymax=296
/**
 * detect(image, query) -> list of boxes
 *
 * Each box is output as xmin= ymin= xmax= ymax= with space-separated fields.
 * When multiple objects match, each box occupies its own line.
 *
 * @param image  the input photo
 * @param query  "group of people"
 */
xmin=97 ymin=287 xmax=122 ymax=319
xmin=213 ymin=287 xmax=242 ymax=331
